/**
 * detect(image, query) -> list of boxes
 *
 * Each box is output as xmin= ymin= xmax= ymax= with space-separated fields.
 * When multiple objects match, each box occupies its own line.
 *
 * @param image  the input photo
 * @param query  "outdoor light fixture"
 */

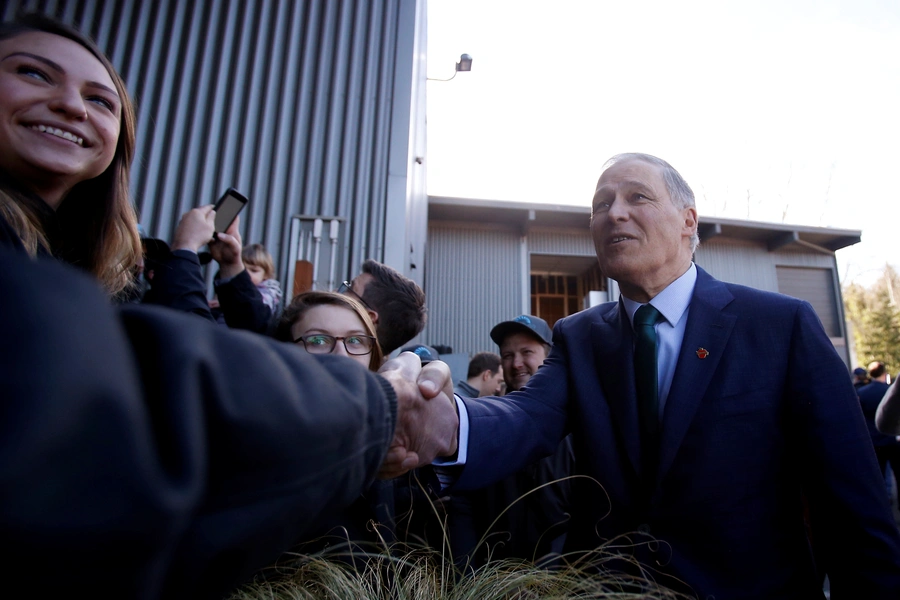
xmin=427 ymin=53 xmax=473 ymax=82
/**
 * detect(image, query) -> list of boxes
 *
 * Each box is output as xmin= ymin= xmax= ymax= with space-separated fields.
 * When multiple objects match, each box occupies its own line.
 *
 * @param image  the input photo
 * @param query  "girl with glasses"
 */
xmin=275 ymin=290 xmax=384 ymax=371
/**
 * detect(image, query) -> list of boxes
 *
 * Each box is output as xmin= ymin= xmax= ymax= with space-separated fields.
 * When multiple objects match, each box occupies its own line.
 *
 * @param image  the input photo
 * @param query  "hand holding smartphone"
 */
xmin=213 ymin=188 xmax=249 ymax=233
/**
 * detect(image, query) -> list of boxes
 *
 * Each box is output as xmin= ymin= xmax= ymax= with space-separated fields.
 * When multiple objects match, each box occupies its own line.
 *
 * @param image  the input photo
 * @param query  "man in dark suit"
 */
xmin=440 ymin=153 xmax=900 ymax=598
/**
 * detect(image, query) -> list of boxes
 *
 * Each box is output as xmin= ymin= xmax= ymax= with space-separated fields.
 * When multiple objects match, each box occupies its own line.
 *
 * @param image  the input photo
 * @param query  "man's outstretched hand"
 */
xmin=377 ymin=353 xmax=459 ymax=479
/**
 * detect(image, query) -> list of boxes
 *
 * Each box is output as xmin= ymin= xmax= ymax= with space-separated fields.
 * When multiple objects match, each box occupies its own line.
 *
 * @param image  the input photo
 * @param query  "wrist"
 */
xmin=171 ymin=238 xmax=202 ymax=253
xmin=218 ymin=260 xmax=245 ymax=279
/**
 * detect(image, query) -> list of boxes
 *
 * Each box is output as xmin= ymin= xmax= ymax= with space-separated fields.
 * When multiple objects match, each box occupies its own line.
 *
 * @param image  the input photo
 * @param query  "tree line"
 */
xmin=844 ymin=264 xmax=900 ymax=376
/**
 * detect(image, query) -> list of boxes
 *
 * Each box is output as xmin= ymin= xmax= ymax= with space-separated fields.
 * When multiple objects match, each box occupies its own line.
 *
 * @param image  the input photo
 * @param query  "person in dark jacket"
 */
xmin=0 ymin=246 xmax=458 ymax=600
xmin=859 ymin=361 xmax=900 ymax=499
xmin=142 ymin=207 xmax=274 ymax=333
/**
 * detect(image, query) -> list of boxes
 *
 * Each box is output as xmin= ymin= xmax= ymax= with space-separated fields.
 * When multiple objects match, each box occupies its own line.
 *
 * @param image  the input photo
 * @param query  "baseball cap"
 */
xmin=401 ymin=344 xmax=441 ymax=364
xmin=490 ymin=315 xmax=553 ymax=347
xmin=853 ymin=367 xmax=867 ymax=378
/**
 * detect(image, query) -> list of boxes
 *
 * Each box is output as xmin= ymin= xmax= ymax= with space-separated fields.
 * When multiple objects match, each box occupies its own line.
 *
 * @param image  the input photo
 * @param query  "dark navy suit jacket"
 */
xmin=457 ymin=266 xmax=900 ymax=599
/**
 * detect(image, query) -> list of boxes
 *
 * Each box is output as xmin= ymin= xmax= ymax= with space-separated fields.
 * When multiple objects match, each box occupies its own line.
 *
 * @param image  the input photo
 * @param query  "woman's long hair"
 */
xmin=275 ymin=291 xmax=385 ymax=371
xmin=0 ymin=13 xmax=140 ymax=295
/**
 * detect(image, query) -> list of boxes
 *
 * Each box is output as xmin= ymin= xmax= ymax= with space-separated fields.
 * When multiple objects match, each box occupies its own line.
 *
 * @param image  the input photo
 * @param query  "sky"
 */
xmin=426 ymin=0 xmax=899 ymax=287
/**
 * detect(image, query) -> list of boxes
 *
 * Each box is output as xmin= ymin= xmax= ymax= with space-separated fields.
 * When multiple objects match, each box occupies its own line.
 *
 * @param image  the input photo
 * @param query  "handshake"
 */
xmin=377 ymin=353 xmax=460 ymax=479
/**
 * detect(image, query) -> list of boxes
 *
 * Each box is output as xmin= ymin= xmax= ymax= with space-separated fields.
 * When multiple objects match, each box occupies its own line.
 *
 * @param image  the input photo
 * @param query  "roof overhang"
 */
xmin=428 ymin=196 xmax=861 ymax=253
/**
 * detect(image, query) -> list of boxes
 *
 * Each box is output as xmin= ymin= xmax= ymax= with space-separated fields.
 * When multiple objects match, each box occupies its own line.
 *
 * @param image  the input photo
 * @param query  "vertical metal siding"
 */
xmin=696 ymin=238 xmax=838 ymax=292
xmin=5 ymin=0 xmax=421 ymax=286
xmin=423 ymin=224 xmax=523 ymax=354
xmin=528 ymin=228 xmax=594 ymax=256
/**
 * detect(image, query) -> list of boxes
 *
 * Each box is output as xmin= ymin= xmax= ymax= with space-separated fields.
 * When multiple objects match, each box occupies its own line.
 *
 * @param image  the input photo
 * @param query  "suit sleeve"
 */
xmin=0 ymin=251 xmax=397 ymax=600
xmin=876 ymin=381 xmax=900 ymax=435
xmin=789 ymin=302 xmax=900 ymax=598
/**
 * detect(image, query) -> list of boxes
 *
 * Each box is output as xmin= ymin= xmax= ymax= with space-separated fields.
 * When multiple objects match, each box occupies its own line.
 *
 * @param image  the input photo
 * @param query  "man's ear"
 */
xmin=480 ymin=369 xmax=491 ymax=382
xmin=367 ymin=309 xmax=379 ymax=324
xmin=683 ymin=206 xmax=698 ymax=237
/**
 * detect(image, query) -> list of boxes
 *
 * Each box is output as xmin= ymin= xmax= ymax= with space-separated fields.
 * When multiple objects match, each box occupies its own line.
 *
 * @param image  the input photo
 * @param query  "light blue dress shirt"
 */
xmin=621 ymin=263 xmax=697 ymax=420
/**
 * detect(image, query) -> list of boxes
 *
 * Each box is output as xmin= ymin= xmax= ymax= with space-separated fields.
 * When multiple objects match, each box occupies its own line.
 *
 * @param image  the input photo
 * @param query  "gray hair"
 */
xmin=602 ymin=153 xmax=700 ymax=252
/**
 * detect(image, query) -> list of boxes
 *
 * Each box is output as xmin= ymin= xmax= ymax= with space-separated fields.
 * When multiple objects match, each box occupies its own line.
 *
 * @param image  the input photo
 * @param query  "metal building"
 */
xmin=4 ymin=0 xmax=861 ymax=374
xmin=1 ymin=0 xmax=429 ymax=292
xmin=423 ymin=196 xmax=860 ymax=376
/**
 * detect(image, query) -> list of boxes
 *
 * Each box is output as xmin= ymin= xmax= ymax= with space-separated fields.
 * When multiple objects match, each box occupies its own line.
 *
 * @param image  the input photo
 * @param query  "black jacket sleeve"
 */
xmin=141 ymin=249 xmax=217 ymax=322
xmin=215 ymin=268 xmax=275 ymax=334
xmin=0 ymin=250 xmax=397 ymax=600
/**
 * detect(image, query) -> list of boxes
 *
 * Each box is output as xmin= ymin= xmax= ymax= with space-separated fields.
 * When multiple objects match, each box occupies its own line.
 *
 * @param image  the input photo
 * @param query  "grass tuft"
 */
xmin=227 ymin=537 xmax=693 ymax=600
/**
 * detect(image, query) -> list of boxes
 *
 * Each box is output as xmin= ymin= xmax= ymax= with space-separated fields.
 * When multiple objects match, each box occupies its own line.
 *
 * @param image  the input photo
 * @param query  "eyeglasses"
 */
xmin=293 ymin=334 xmax=376 ymax=356
xmin=337 ymin=280 xmax=372 ymax=311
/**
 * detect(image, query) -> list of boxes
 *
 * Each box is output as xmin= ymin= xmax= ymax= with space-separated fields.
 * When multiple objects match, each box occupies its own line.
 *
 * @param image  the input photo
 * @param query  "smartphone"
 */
xmin=213 ymin=188 xmax=249 ymax=232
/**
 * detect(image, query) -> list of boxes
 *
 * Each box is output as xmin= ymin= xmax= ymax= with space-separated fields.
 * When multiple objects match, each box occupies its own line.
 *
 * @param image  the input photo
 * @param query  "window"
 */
xmin=530 ymin=261 xmax=605 ymax=329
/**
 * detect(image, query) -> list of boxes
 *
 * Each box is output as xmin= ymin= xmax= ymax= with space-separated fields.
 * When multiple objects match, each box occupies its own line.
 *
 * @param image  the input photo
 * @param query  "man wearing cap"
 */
xmin=854 ymin=366 xmax=872 ymax=389
xmin=492 ymin=315 xmax=554 ymax=394
xmin=448 ymin=315 xmax=573 ymax=568
xmin=421 ymin=153 xmax=900 ymax=598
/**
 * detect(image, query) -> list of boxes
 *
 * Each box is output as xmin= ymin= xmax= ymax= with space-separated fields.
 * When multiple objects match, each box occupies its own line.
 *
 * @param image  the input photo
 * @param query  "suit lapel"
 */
xmin=592 ymin=301 xmax=641 ymax=477
xmin=656 ymin=268 xmax=736 ymax=483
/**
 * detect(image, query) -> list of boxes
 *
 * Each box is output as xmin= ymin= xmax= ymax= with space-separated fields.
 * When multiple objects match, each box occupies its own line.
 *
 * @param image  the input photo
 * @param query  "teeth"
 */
xmin=31 ymin=124 xmax=84 ymax=146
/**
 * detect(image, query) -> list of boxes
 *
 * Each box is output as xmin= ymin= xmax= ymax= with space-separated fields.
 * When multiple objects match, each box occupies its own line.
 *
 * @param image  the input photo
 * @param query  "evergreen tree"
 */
xmin=843 ymin=264 xmax=900 ymax=374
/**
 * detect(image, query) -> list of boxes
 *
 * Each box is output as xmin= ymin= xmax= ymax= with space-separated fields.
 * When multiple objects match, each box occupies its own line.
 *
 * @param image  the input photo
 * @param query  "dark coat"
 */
xmin=0 ymin=247 xmax=397 ymax=600
xmin=142 ymin=250 xmax=275 ymax=334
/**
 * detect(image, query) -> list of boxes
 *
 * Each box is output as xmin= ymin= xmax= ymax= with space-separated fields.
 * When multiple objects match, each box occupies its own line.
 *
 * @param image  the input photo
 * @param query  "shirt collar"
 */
xmin=622 ymin=262 xmax=697 ymax=328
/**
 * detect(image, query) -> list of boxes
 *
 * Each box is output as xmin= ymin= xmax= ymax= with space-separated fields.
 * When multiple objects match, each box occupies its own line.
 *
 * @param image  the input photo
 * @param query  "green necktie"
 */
xmin=634 ymin=304 xmax=663 ymax=476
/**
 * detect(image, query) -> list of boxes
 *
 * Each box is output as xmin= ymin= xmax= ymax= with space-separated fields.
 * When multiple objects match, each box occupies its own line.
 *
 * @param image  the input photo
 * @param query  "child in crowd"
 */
xmin=242 ymin=244 xmax=283 ymax=313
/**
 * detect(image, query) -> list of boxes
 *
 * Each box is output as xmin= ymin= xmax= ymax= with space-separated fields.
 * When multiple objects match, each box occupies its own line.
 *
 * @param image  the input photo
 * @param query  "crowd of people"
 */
xmin=0 ymin=13 xmax=453 ymax=600
xmin=3 ymin=11 xmax=900 ymax=600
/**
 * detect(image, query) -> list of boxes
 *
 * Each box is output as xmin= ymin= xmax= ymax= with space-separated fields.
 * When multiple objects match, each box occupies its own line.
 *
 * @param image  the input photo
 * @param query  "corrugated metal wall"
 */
xmin=695 ymin=238 xmax=839 ymax=292
xmin=528 ymin=228 xmax=594 ymax=256
xmin=1 ymin=0 xmax=426 ymax=287
xmin=423 ymin=223 xmax=524 ymax=354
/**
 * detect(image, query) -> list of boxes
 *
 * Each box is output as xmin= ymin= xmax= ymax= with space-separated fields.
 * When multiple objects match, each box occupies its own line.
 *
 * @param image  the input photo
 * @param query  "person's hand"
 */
xmin=171 ymin=206 xmax=215 ymax=253
xmin=209 ymin=215 xmax=244 ymax=278
xmin=377 ymin=354 xmax=459 ymax=479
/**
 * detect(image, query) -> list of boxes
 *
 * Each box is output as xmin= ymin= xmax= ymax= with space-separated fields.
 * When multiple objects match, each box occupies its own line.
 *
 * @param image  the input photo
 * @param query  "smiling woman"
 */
xmin=0 ymin=13 xmax=139 ymax=295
